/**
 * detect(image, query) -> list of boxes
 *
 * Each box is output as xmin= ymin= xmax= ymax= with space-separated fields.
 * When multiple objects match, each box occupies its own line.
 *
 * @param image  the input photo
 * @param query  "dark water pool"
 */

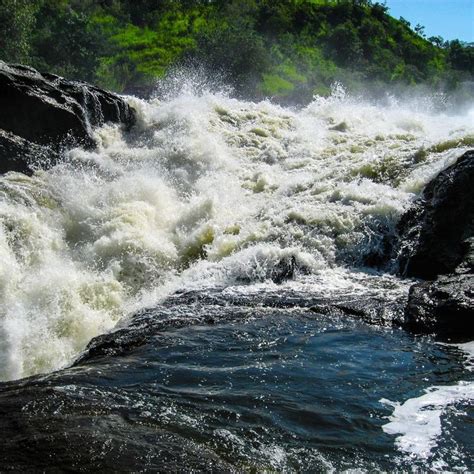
xmin=1 ymin=302 xmax=472 ymax=471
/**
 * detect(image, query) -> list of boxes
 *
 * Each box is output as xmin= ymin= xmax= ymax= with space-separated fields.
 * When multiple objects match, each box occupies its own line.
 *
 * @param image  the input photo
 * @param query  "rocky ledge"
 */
xmin=398 ymin=150 xmax=474 ymax=341
xmin=404 ymin=274 xmax=473 ymax=340
xmin=0 ymin=62 xmax=136 ymax=174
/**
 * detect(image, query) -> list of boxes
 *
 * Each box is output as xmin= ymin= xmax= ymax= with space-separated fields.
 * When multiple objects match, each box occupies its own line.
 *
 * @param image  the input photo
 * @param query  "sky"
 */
xmin=384 ymin=0 xmax=474 ymax=43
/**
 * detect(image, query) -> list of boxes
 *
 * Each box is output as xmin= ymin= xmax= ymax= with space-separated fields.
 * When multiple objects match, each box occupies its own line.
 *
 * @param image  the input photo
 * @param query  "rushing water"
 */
xmin=0 ymin=81 xmax=473 ymax=470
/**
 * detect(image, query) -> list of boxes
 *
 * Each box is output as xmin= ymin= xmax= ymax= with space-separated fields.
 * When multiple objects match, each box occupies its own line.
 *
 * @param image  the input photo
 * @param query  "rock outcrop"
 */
xmin=0 ymin=129 xmax=50 ymax=174
xmin=0 ymin=62 xmax=136 ymax=174
xmin=404 ymin=274 xmax=473 ymax=341
xmin=398 ymin=150 xmax=474 ymax=340
xmin=398 ymin=150 xmax=474 ymax=279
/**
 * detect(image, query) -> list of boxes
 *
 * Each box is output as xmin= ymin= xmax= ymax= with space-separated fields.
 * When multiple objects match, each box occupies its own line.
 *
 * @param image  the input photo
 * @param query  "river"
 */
xmin=0 ymin=81 xmax=473 ymax=470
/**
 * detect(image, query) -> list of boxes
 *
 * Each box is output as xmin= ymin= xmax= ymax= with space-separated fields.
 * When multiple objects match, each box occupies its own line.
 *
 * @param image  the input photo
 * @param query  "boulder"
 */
xmin=397 ymin=150 xmax=474 ymax=279
xmin=0 ymin=62 xmax=136 ymax=174
xmin=398 ymin=150 xmax=474 ymax=340
xmin=0 ymin=129 xmax=56 ymax=175
xmin=404 ymin=274 xmax=473 ymax=341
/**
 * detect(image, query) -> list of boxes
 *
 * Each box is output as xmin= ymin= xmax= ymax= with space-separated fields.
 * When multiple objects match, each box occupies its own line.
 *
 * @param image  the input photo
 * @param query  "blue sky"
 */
xmin=384 ymin=0 xmax=474 ymax=42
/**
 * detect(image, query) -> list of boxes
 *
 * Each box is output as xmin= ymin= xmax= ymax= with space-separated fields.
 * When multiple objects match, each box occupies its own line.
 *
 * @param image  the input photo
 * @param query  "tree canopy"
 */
xmin=0 ymin=0 xmax=472 ymax=101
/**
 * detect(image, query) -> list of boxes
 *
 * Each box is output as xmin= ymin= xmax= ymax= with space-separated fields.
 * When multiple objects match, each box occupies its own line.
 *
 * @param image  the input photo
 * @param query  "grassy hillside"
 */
xmin=0 ymin=0 xmax=472 ymax=101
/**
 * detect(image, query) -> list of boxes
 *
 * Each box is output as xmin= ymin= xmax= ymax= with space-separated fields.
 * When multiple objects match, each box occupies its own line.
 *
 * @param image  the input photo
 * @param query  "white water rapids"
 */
xmin=0 ymin=83 xmax=473 ymax=381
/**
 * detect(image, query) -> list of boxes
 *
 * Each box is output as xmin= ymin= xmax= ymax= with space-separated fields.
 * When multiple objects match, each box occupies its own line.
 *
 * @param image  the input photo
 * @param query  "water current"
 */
xmin=0 ymin=81 xmax=473 ymax=470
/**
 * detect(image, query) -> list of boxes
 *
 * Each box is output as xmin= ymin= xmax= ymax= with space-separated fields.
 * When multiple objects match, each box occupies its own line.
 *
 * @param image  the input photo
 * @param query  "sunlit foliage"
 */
xmin=0 ymin=0 xmax=472 ymax=100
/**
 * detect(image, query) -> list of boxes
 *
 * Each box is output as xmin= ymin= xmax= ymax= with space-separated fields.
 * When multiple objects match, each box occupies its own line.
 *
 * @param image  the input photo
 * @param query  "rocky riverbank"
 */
xmin=397 ymin=150 xmax=473 ymax=341
xmin=0 ymin=61 xmax=136 ymax=175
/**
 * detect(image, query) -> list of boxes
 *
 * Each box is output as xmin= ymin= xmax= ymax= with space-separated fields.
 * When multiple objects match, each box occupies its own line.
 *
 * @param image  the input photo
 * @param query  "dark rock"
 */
xmin=76 ymin=286 xmax=408 ymax=365
xmin=0 ymin=129 xmax=58 ymax=175
xmin=0 ymin=382 xmax=234 ymax=472
xmin=397 ymin=150 xmax=474 ymax=279
xmin=272 ymin=255 xmax=298 ymax=283
xmin=397 ymin=150 xmax=474 ymax=340
xmin=404 ymin=274 xmax=474 ymax=341
xmin=230 ymin=255 xmax=303 ymax=284
xmin=0 ymin=61 xmax=136 ymax=174
xmin=310 ymin=297 xmax=405 ymax=327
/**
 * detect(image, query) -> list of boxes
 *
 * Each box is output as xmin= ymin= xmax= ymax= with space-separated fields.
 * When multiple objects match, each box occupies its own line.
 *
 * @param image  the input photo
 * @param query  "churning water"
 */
xmin=0 ymin=81 xmax=473 ymax=470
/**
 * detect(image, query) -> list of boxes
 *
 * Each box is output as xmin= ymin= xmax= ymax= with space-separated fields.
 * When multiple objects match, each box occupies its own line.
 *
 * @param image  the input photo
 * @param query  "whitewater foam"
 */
xmin=0 ymin=84 xmax=473 ymax=380
xmin=381 ymin=342 xmax=474 ymax=462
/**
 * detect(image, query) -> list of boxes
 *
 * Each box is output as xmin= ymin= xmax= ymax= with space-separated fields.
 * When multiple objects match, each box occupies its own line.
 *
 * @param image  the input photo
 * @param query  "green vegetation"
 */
xmin=0 ymin=0 xmax=472 ymax=101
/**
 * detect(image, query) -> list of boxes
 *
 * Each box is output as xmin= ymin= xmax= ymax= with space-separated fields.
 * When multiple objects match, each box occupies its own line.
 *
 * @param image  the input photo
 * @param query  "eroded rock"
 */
xmin=404 ymin=274 xmax=473 ymax=341
xmin=398 ymin=150 xmax=474 ymax=339
xmin=0 ymin=61 xmax=136 ymax=174
xmin=398 ymin=150 xmax=474 ymax=279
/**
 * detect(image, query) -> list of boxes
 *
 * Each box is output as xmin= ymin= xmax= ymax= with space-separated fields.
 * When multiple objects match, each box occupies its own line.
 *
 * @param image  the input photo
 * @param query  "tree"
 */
xmin=32 ymin=3 xmax=108 ymax=81
xmin=447 ymin=40 xmax=474 ymax=74
xmin=429 ymin=36 xmax=444 ymax=47
xmin=0 ymin=0 xmax=40 ymax=63
xmin=326 ymin=21 xmax=363 ymax=67
xmin=399 ymin=16 xmax=410 ymax=29
xmin=195 ymin=18 xmax=270 ymax=95
xmin=414 ymin=23 xmax=425 ymax=37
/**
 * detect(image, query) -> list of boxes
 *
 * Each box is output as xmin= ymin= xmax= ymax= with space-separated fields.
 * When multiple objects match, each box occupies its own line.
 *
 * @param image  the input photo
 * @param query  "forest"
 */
xmin=0 ymin=0 xmax=473 ymax=102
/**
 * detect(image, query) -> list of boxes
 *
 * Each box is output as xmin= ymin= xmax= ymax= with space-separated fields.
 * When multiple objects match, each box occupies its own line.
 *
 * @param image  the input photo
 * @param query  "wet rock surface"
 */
xmin=0 ymin=62 xmax=136 ymax=174
xmin=0 ymin=379 xmax=233 ymax=472
xmin=0 ymin=292 xmax=470 ymax=472
xmin=0 ymin=129 xmax=55 ymax=174
xmin=398 ymin=150 xmax=474 ymax=279
xmin=0 ymin=289 xmax=409 ymax=471
xmin=404 ymin=274 xmax=474 ymax=341
xmin=74 ymin=287 xmax=406 ymax=365
xmin=398 ymin=150 xmax=474 ymax=340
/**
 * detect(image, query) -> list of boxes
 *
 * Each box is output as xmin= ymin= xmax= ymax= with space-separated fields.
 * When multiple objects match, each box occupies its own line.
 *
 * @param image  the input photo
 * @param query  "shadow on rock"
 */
xmin=397 ymin=150 xmax=474 ymax=341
